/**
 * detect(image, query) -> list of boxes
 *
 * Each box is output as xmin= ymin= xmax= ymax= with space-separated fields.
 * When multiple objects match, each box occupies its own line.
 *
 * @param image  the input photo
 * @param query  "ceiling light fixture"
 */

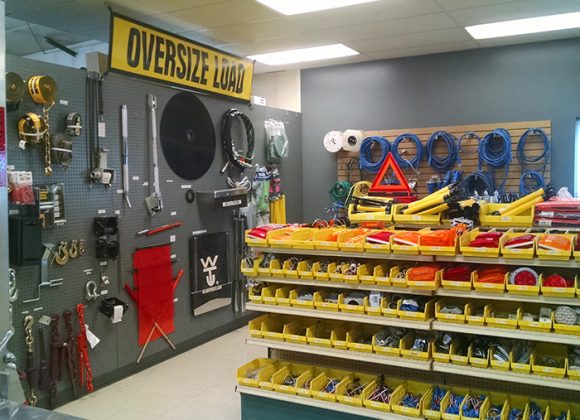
xmin=248 ymin=44 xmax=359 ymax=65
xmin=256 ymin=0 xmax=379 ymax=16
xmin=465 ymin=11 xmax=580 ymax=39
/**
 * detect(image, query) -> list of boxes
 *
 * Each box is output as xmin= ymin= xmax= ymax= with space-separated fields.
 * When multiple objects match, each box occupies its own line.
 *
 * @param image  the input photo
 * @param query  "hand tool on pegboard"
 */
xmin=23 ymin=316 xmax=37 ymax=406
xmin=76 ymin=304 xmax=93 ymax=393
xmin=121 ymin=104 xmax=132 ymax=207
xmin=145 ymin=94 xmax=163 ymax=215
xmin=48 ymin=314 xmax=62 ymax=408
xmin=62 ymin=310 xmax=78 ymax=396
xmin=136 ymin=221 xmax=182 ymax=237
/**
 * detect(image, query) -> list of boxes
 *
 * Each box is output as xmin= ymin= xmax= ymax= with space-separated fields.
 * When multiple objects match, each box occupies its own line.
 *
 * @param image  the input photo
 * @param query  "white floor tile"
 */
xmin=56 ymin=326 xmax=263 ymax=420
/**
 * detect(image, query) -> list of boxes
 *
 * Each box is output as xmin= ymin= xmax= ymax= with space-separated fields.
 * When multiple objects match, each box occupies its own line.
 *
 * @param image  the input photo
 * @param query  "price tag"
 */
xmin=132 ymin=176 xmax=139 ymax=181
xmin=98 ymin=209 xmax=106 ymax=214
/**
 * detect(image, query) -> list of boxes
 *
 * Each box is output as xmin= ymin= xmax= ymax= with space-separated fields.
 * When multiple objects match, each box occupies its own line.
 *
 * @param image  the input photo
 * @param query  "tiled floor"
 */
xmin=56 ymin=327 xmax=266 ymax=420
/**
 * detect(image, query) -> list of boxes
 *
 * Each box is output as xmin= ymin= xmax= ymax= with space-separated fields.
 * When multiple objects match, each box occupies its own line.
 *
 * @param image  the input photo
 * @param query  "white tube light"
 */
xmin=248 ymin=44 xmax=359 ymax=65
xmin=466 ymin=12 xmax=580 ymax=39
xmin=256 ymin=0 xmax=380 ymax=16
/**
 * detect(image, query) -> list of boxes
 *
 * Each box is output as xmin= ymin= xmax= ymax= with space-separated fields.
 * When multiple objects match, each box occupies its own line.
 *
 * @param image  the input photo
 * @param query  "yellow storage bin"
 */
xmin=490 ymin=346 xmax=512 ymax=371
xmin=479 ymin=202 xmax=534 ymax=227
xmin=268 ymin=227 xmax=295 ymax=248
xmin=310 ymin=369 xmax=350 ymax=402
xmin=536 ymin=233 xmax=574 ymax=261
xmin=518 ymin=305 xmax=553 ymax=333
xmin=553 ymin=317 xmax=580 ymax=336
xmin=440 ymin=387 xmax=470 ymax=420
xmin=466 ymin=304 xmax=486 ymax=326
xmin=312 ymin=261 xmax=330 ymax=281
xmin=283 ymin=258 xmax=299 ymax=278
xmin=545 ymin=401 xmax=571 ymax=420
xmin=306 ymin=320 xmax=345 ymax=348
xmin=257 ymin=257 xmax=281 ymax=277
xmin=296 ymin=368 xmax=318 ymax=398
xmin=500 ymin=230 xmax=537 ymax=259
xmin=328 ymin=262 xmax=343 ymax=282
xmin=390 ymin=265 xmax=409 ymax=288
xmin=338 ymin=229 xmax=371 ymax=252
xmin=393 ymin=203 xmax=441 ymax=225
xmin=257 ymin=286 xmax=277 ymax=305
xmin=331 ymin=324 xmax=351 ymax=350
xmin=485 ymin=392 xmax=508 ymax=420
xmin=289 ymin=289 xmax=315 ymax=309
xmin=274 ymin=287 xmax=292 ymax=306
xmin=271 ymin=363 xmax=315 ymax=395
xmin=424 ymin=386 xmax=448 ymax=420
xmin=540 ymin=272 xmax=577 ymax=298
xmin=570 ymin=403 xmax=580 ymax=419
xmin=432 ymin=341 xmax=451 ymax=364
xmin=391 ymin=233 xmax=421 ymax=255
xmin=297 ymin=260 xmax=314 ymax=279
xmin=441 ymin=269 xmax=475 ymax=291
xmin=359 ymin=263 xmax=377 ymax=285
xmin=486 ymin=303 xmax=521 ymax=329
xmin=473 ymin=270 xmax=506 ymax=294
xmin=391 ymin=380 xmax=433 ymax=417
xmin=365 ymin=229 xmax=393 ymax=253
xmin=341 ymin=262 xmax=360 ymax=284
xmin=504 ymin=396 xmax=529 ymax=420
xmin=237 ymin=358 xmax=276 ymax=388
xmin=261 ymin=316 xmax=287 ymax=341
xmin=401 ymin=333 xmax=432 ymax=361
xmin=374 ymin=264 xmax=391 ymax=286
xmin=449 ymin=341 xmax=469 ymax=366
xmin=283 ymin=319 xmax=313 ymax=344
xmin=460 ymin=229 xmax=503 ymax=258
xmin=461 ymin=392 xmax=490 ymax=420
xmin=407 ymin=268 xmax=442 ymax=291
xmin=511 ymin=345 xmax=532 ymax=374
xmin=373 ymin=331 xmax=408 ymax=357
xmin=289 ymin=228 xmax=315 ymax=249
xmin=241 ymin=257 xmax=262 ymax=277
xmin=270 ymin=259 xmax=285 ymax=277
xmin=398 ymin=298 xmax=435 ymax=321
xmin=313 ymin=290 xmax=340 ymax=312
xmin=347 ymin=325 xmax=380 ymax=353
xmin=313 ymin=228 xmax=343 ymax=250
xmin=382 ymin=295 xmax=401 ymax=318
xmin=532 ymin=344 xmax=567 ymax=378
xmin=248 ymin=285 xmax=264 ymax=304
xmin=418 ymin=228 xmax=459 ymax=256
xmin=435 ymin=299 xmax=468 ymax=324
xmin=468 ymin=344 xmax=489 ymax=369
xmin=338 ymin=293 xmax=367 ymax=314
xmin=245 ymin=229 xmax=269 ymax=247
xmin=366 ymin=295 xmax=386 ymax=317
xmin=250 ymin=314 xmax=287 ymax=339
xmin=362 ymin=379 xmax=403 ymax=413
xmin=259 ymin=361 xmax=289 ymax=391
xmin=506 ymin=269 xmax=541 ymax=296
xmin=336 ymin=373 xmax=377 ymax=407
xmin=525 ymin=398 xmax=549 ymax=420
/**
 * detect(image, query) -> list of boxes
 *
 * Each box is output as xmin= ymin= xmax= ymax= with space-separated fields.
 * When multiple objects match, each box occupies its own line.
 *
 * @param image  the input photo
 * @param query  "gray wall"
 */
xmin=6 ymin=55 xmax=301 ymax=407
xmin=301 ymin=38 xmax=580 ymax=220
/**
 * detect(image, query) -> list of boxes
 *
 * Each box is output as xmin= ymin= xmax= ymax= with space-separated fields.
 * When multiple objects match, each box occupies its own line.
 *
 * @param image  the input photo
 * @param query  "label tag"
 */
xmin=117 ymin=189 xmax=123 ymax=194
xmin=112 ymin=305 xmax=123 ymax=323
xmin=85 ymin=324 xmax=100 ymax=349
xmin=170 ymin=235 xmax=176 ymax=243
xmin=143 ymin=181 xmax=149 ymax=187
xmin=97 ymin=122 xmax=106 ymax=138
xmin=181 ymin=185 xmax=192 ymax=189
xmin=166 ymin=179 xmax=174 ymax=183
xmin=98 ymin=209 xmax=106 ymax=214
xmin=59 ymin=99 xmax=69 ymax=105
xmin=115 ymin=210 xmax=121 ymax=215
xmin=38 ymin=315 xmax=52 ymax=326
xmin=132 ymin=176 xmax=139 ymax=181
xmin=171 ymin=211 xmax=177 ymax=216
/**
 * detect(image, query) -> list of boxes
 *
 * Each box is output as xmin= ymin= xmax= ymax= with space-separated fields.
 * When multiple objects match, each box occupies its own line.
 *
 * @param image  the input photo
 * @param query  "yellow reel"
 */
xmin=28 ymin=75 xmax=58 ymax=104
xmin=18 ymin=112 xmax=47 ymax=145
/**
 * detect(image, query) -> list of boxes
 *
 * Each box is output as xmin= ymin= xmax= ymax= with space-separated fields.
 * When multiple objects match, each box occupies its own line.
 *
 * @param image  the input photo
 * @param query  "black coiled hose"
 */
xmin=220 ymin=108 xmax=255 ymax=171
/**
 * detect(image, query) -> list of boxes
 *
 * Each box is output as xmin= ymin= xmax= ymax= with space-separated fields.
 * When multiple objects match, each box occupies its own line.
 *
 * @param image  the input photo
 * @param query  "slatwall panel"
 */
xmin=337 ymin=121 xmax=551 ymax=197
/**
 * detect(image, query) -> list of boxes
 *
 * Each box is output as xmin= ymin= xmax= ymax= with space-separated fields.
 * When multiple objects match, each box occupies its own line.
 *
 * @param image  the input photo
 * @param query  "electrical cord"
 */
xmin=479 ymin=128 xmax=512 ymax=192
xmin=220 ymin=108 xmax=255 ymax=172
xmin=329 ymin=180 xmax=352 ymax=206
xmin=427 ymin=131 xmax=459 ymax=171
xmin=359 ymin=136 xmax=390 ymax=173
xmin=462 ymin=171 xmax=495 ymax=196
xmin=393 ymin=133 xmax=423 ymax=170
xmin=517 ymin=128 xmax=549 ymax=194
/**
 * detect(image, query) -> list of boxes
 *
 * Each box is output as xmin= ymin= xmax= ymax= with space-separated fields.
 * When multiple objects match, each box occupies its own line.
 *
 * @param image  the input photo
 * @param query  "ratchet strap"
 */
xmin=28 ymin=75 xmax=58 ymax=104
xmin=6 ymin=72 xmax=25 ymax=111
xmin=51 ymin=132 xmax=73 ymax=166
xmin=76 ymin=304 xmax=94 ymax=393
xmin=65 ymin=112 xmax=82 ymax=136
xmin=18 ymin=112 xmax=46 ymax=146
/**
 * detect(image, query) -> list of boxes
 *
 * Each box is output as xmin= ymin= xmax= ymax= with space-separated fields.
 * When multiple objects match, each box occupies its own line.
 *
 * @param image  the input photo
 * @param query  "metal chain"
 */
xmin=43 ymin=102 xmax=54 ymax=176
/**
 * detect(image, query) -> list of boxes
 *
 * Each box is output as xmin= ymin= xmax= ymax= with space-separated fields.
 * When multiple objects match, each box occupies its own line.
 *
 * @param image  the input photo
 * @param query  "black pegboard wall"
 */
xmin=6 ymin=54 xmax=303 ymax=406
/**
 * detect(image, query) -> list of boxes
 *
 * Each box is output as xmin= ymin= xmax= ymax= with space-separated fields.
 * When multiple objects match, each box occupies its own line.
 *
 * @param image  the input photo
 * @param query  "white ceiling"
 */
xmin=6 ymin=0 xmax=580 ymax=72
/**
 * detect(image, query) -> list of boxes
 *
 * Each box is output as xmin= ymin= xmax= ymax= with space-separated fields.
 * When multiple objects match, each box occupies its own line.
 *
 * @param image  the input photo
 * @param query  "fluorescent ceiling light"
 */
xmin=248 ymin=44 xmax=359 ymax=65
xmin=466 ymin=11 xmax=580 ymax=39
xmin=256 ymin=0 xmax=379 ymax=16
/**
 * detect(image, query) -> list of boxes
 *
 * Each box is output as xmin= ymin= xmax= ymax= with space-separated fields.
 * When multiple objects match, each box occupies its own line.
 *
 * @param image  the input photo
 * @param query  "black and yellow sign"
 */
xmin=108 ymin=13 xmax=254 ymax=101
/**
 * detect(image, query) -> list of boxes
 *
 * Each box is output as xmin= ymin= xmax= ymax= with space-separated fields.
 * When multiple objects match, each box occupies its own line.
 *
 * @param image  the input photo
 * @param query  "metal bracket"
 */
xmin=90 ymin=148 xmax=114 ymax=186
xmin=22 ymin=247 xmax=63 ymax=304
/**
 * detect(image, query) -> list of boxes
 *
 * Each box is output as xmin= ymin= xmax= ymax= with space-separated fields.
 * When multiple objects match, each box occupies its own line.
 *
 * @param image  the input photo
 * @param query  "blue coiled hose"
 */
xmin=427 ymin=131 xmax=459 ymax=171
xmin=479 ymin=128 xmax=512 ymax=192
xmin=517 ymin=128 xmax=549 ymax=194
xmin=393 ymin=133 xmax=423 ymax=169
xmin=463 ymin=171 xmax=495 ymax=195
xmin=359 ymin=136 xmax=390 ymax=173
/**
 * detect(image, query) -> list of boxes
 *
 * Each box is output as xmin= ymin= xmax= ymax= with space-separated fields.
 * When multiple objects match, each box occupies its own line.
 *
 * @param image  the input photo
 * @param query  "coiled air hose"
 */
xmin=220 ymin=108 xmax=255 ymax=172
xmin=359 ymin=136 xmax=391 ymax=173
xmin=393 ymin=133 xmax=423 ymax=169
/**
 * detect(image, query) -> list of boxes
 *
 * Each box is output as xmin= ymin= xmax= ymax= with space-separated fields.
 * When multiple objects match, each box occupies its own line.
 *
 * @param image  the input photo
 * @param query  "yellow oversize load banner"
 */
xmin=108 ymin=13 xmax=254 ymax=101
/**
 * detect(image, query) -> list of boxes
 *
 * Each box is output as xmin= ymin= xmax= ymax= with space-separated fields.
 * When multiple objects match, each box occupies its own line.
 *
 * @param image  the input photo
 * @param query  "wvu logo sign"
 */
xmin=200 ymin=255 xmax=219 ymax=287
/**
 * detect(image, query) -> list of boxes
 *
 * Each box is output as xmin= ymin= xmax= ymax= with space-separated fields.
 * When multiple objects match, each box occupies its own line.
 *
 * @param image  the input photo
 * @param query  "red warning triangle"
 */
xmin=369 ymin=152 xmax=412 ymax=194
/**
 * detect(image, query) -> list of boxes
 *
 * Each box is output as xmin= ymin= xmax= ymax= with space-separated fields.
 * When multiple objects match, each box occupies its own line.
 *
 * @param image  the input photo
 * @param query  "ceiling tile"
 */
xmin=288 ymin=0 xmax=443 ymax=31
xmin=317 ymin=12 xmax=458 ymax=43
xmin=434 ymin=0 xmax=520 ymax=11
xmin=9 ymin=2 xmax=109 ymax=33
xmin=208 ymin=18 xmax=302 ymax=43
xmin=106 ymin=0 xmax=225 ymax=16
xmin=475 ymin=27 xmax=580 ymax=48
xmin=6 ymin=0 xmax=74 ymax=17
xmin=448 ymin=0 xmax=580 ymax=26
xmin=349 ymin=27 xmax=472 ymax=53
xmin=366 ymin=39 xmax=478 ymax=59
xmin=158 ymin=0 xmax=280 ymax=29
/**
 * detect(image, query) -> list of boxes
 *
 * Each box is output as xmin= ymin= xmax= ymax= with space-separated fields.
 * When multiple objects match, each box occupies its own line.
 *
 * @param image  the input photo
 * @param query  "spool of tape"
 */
xmin=342 ymin=129 xmax=363 ymax=152
xmin=323 ymin=131 xmax=343 ymax=153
